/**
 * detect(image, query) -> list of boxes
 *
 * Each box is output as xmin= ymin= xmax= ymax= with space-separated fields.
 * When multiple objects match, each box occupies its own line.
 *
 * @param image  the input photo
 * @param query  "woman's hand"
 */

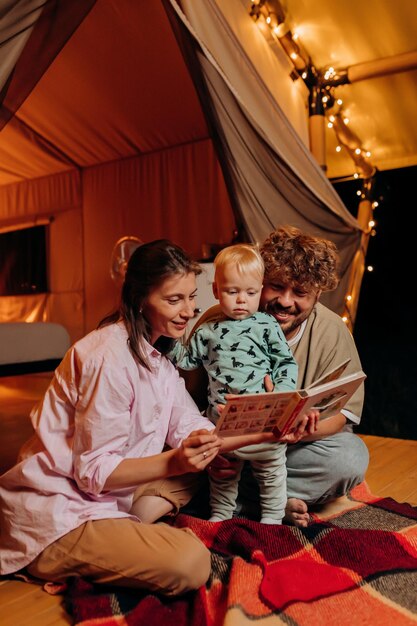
xmin=172 ymin=429 xmax=221 ymax=475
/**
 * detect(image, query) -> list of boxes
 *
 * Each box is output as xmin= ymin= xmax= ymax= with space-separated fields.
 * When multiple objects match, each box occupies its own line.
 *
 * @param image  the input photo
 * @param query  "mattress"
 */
xmin=0 ymin=322 xmax=70 ymax=376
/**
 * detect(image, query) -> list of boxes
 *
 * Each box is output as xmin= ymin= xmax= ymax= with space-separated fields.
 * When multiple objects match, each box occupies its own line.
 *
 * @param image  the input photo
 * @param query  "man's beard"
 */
xmin=264 ymin=301 xmax=311 ymax=338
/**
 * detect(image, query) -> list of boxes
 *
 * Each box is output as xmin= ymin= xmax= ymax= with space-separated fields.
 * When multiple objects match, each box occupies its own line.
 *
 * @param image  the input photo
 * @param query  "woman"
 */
xmin=0 ymin=240 xmax=302 ymax=596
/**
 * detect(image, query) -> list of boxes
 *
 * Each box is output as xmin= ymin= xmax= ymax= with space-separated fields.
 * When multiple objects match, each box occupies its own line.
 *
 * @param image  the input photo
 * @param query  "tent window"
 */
xmin=0 ymin=226 xmax=48 ymax=296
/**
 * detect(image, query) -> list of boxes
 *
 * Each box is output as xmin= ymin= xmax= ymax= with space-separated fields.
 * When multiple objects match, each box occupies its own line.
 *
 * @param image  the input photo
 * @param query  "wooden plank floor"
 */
xmin=0 ymin=373 xmax=416 ymax=625
xmin=359 ymin=434 xmax=417 ymax=505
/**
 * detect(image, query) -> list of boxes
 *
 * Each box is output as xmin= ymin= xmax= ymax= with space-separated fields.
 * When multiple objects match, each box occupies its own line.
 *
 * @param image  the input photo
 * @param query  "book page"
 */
xmin=215 ymin=391 xmax=302 ymax=437
xmin=301 ymin=373 xmax=366 ymax=421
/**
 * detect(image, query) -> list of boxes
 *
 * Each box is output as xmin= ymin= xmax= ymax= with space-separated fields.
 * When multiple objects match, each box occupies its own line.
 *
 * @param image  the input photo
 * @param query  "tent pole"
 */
xmin=308 ymin=85 xmax=327 ymax=172
xmin=342 ymin=177 xmax=376 ymax=328
xmin=348 ymin=50 xmax=417 ymax=83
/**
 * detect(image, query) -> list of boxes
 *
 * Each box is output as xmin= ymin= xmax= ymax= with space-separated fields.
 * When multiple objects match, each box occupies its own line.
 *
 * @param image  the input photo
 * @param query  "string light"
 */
xmin=324 ymin=67 xmax=336 ymax=80
xmin=249 ymin=0 xmax=380 ymax=331
xmin=266 ymin=12 xmax=279 ymax=28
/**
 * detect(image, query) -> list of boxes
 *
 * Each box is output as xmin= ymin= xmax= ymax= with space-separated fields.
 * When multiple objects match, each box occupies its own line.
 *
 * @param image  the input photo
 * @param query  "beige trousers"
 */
xmin=27 ymin=474 xmax=209 ymax=595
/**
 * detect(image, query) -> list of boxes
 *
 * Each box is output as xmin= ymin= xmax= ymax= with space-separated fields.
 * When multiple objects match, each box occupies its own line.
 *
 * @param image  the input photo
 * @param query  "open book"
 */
xmin=214 ymin=358 xmax=366 ymax=437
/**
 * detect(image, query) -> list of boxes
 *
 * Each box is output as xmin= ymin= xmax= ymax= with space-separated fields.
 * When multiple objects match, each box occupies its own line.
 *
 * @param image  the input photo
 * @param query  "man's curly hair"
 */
xmin=260 ymin=226 xmax=339 ymax=292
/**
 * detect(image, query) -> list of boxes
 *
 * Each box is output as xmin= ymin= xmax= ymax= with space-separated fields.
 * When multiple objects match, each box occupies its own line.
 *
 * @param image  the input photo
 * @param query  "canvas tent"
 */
xmin=2 ymin=0 xmax=412 ymax=345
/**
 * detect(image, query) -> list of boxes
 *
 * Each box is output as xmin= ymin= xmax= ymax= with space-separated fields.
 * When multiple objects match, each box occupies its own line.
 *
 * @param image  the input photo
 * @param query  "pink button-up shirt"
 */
xmin=0 ymin=323 xmax=213 ymax=574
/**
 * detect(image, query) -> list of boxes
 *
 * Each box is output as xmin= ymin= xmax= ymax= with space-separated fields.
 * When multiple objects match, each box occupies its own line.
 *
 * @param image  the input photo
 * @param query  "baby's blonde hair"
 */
xmin=214 ymin=244 xmax=264 ymax=282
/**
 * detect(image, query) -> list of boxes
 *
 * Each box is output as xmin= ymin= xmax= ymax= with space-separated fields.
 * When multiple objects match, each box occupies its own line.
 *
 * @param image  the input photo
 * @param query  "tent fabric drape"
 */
xmin=82 ymin=140 xmax=236 ymax=332
xmin=176 ymin=0 xmax=361 ymax=224
xmin=168 ymin=0 xmax=363 ymax=313
xmin=0 ymin=169 xmax=81 ymax=224
xmin=0 ymin=0 xmax=98 ymax=130
xmin=0 ymin=1 xmax=45 ymax=93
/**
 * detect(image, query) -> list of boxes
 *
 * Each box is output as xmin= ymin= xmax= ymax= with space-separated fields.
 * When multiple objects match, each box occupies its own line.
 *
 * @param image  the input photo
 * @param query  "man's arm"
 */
xmin=292 ymin=304 xmax=364 ymax=428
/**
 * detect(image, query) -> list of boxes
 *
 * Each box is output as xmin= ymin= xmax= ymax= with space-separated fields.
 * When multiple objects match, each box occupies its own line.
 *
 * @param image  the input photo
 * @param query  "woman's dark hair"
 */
xmin=98 ymin=239 xmax=201 ymax=369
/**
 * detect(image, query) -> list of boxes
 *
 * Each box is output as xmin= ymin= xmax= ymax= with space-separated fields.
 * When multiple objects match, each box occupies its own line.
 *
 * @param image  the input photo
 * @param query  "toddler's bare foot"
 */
xmin=284 ymin=498 xmax=310 ymax=528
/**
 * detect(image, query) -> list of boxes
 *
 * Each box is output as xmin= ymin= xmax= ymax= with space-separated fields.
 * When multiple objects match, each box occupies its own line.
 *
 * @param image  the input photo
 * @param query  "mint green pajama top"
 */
xmin=169 ymin=312 xmax=298 ymax=420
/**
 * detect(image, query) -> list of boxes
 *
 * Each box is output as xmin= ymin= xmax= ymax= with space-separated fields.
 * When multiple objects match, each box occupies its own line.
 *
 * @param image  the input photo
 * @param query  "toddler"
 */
xmin=170 ymin=244 xmax=298 ymax=524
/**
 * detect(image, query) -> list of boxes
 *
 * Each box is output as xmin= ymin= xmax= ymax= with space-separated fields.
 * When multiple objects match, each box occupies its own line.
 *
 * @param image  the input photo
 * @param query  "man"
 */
xmin=255 ymin=225 xmax=368 ymax=526
xmin=185 ymin=225 xmax=369 ymax=527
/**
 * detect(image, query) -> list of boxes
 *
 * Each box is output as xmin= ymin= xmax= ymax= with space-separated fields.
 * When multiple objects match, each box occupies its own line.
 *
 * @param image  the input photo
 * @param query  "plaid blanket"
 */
xmin=67 ymin=483 xmax=417 ymax=625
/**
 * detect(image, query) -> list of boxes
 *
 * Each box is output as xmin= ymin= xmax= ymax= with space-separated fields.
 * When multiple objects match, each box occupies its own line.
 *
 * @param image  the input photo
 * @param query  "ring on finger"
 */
xmin=203 ymin=451 xmax=207 ymax=459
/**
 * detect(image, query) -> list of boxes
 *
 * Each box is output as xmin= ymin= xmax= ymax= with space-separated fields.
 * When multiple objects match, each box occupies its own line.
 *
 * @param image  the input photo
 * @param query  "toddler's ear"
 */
xmin=212 ymin=282 xmax=219 ymax=300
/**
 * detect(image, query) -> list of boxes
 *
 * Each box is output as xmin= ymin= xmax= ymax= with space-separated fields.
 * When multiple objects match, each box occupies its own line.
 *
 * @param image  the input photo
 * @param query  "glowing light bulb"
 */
xmin=353 ymin=173 xmax=359 ymax=179
xmin=328 ymin=122 xmax=333 ymax=128
xmin=368 ymin=220 xmax=375 ymax=228
xmin=342 ymin=316 xmax=349 ymax=323
xmin=336 ymin=145 xmax=342 ymax=152
xmin=372 ymin=201 xmax=379 ymax=208
xmin=367 ymin=265 xmax=374 ymax=272
xmin=356 ymin=190 xmax=362 ymax=196
xmin=346 ymin=295 xmax=352 ymax=302
xmin=337 ymin=98 xmax=343 ymax=105
xmin=322 ymin=95 xmax=328 ymax=103
xmin=301 ymin=71 xmax=307 ymax=79
xmin=355 ymin=148 xmax=361 ymax=155
xmin=290 ymin=52 xmax=298 ymax=59
xmin=343 ymin=117 xmax=349 ymax=125
xmin=329 ymin=115 xmax=335 ymax=122
xmin=365 ymin=151 xmax=371 ymax=157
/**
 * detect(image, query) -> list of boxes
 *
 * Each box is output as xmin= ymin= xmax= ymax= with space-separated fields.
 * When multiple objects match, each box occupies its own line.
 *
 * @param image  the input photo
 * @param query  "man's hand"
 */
xmin=264 ymin=376 xmax=319 ymax=444
xmin=274 ymin=410 xmax=319 ymax=444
